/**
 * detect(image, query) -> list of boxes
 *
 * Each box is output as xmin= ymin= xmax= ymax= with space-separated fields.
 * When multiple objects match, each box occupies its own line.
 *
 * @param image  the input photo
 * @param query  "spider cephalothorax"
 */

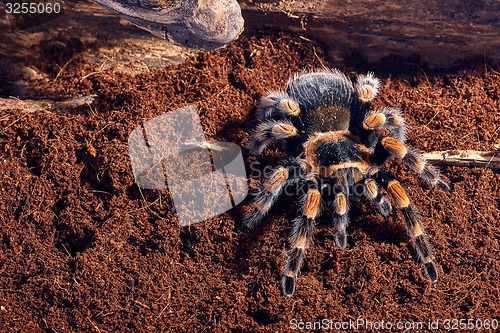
xmin=244 ymin=69 xmax=449 ymax=297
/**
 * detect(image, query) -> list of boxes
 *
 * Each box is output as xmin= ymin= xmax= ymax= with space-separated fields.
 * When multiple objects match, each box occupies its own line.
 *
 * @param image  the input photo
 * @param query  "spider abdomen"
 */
xmin=285 ymin=70 xmax=354 ymax=112
xmin=286 ymin=71 xmax=355 ymax=135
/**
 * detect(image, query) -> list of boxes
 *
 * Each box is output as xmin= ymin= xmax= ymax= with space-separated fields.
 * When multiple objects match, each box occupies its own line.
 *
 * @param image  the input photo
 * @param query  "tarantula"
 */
xmin=244 ymin=69 xmax=449 ymax=297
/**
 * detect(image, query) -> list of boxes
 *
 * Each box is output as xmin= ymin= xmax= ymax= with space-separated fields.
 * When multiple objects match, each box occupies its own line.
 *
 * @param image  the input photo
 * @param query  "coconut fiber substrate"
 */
xmin=1 ymin=32 xmax=499 ymax=332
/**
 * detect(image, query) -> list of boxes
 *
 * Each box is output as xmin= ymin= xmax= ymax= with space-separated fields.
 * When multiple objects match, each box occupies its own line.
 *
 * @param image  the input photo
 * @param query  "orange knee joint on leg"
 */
xmin=381 ymin=137 xmax=408 ymax=159
xmin=279 ymin=99 xmax=300 ymax=116
xmin=303 ymin=189 xmax=321 ymax=218
xmin=335 ymin=193 xmax=347 ymax=216
xmin=359 ymin=85 xmax=375 ymax=103
xmin=363 ymin=113 xmax=386 ymax=130
xmin=265 ymin=167 xmax=289 ymax=193
xmin=272 ymin=123 xmax=298 ymax=139
xmin=387 ymin=180 xmax=410 ymax=208
xmin=364 ymin=178 xmax=378 ymax=199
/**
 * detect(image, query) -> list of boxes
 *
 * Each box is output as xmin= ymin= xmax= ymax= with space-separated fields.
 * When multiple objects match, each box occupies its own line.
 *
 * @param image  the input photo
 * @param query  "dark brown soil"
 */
xmin=1 ymin=32 xmax=499 ymax=332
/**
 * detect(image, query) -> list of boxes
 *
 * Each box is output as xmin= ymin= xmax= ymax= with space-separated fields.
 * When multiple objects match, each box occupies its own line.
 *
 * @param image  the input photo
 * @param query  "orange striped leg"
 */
xmin=248 ymin=120 xmax=298 ymax=155
xmin=256 ymin=92 xmax=301 ymax=120
xmin=380 ymin=137 xmax=449 ymax=191
xmin=356 ymin=73 xmax=380 ymax=103
xmin=364 ymin=177 xmax=392 ymax=217
xmin=282 ymin=181 xmax=321 ymax=296
xmin=329 ymin=170 xmax=351 ymax=248
xmin=376 ymin=171 xmax=438 ymax=281
xmin=243 ymin=162 xmax=305 ymax=228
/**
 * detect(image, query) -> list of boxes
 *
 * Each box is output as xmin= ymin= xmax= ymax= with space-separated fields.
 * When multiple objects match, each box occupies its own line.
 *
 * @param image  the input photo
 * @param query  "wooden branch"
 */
xmin=423 ymin=150 xmax=500 ymax=170
xmin=0 ymin=96 xmax=97 ymax=114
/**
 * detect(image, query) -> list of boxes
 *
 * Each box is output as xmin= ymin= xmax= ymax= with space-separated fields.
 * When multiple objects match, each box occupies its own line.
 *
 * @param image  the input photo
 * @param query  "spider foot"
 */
xmin=333 ymin=230 xmax=347 ymax=248
xmin=424 ymin=262 xmax=439 ymax=282
xmin=282 ymin=275 xmax=296 ymax=297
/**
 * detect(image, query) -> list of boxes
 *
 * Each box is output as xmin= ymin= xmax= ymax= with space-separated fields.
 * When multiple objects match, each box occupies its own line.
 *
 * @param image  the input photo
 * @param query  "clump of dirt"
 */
xmin=0 ymin=32 xmax=499 ymax=332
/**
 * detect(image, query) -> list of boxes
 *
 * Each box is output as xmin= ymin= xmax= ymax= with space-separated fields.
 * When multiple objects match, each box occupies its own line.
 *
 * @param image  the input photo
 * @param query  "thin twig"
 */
xmin=54 ymin=56 xmax=76 ymax=82
xmin=423 ymin=149 xmax=500 ymax=169
xmin=86 ymin=317 xmax=102 ymax=333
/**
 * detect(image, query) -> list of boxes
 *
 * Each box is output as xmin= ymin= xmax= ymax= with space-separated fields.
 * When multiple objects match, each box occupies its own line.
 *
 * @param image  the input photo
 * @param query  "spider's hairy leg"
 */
xmin=243 ymin=161 xmax=306 ymax=228
xmin=350 ymin=73 xmax=380 ymax=132
xmin=356 ymin=72 xmax=380 ymax=103
xmin=376 ymin=137 xmax=450 ymax=191
xmin=363 ymin=107 xmax=404 ymax=134
xmin=256 ymin=91 xmax=301 ymax=121
xmin=363 ymin=177 xmax=392 ymax=217
xmin=282 ymin=178 xmax=320 ymax=297
xmin=374 ymin=171 xmax=439 ymax=282
xmin=355 ymin=107 xmax=406 ymax=151
xmin=401 ymin=205 xmax=438 ymax=281
xmin=403 ymin=147 xmax=450 ymax=191
xmin=248 ymin=120 xmax=299 ymax=155
xmin=327 ymin=169 xmax=352 ymax=248
xmin=363 ymin=113 xmax=387 ymax=131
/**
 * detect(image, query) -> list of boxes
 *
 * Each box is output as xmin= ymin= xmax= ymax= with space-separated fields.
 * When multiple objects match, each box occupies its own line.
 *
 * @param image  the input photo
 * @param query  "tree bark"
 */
xmin=240 ymin=0 xmax=500 ymax=67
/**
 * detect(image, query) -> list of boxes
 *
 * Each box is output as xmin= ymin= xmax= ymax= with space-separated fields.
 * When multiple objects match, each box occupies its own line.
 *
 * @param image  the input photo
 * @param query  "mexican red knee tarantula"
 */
xmin=244 ymin=69 xmax=449 ymax=297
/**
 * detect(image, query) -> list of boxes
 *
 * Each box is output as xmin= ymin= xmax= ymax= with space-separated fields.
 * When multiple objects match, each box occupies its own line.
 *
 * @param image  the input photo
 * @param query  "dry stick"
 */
xmin=423 ymin=150 xmax=500 ymax=169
